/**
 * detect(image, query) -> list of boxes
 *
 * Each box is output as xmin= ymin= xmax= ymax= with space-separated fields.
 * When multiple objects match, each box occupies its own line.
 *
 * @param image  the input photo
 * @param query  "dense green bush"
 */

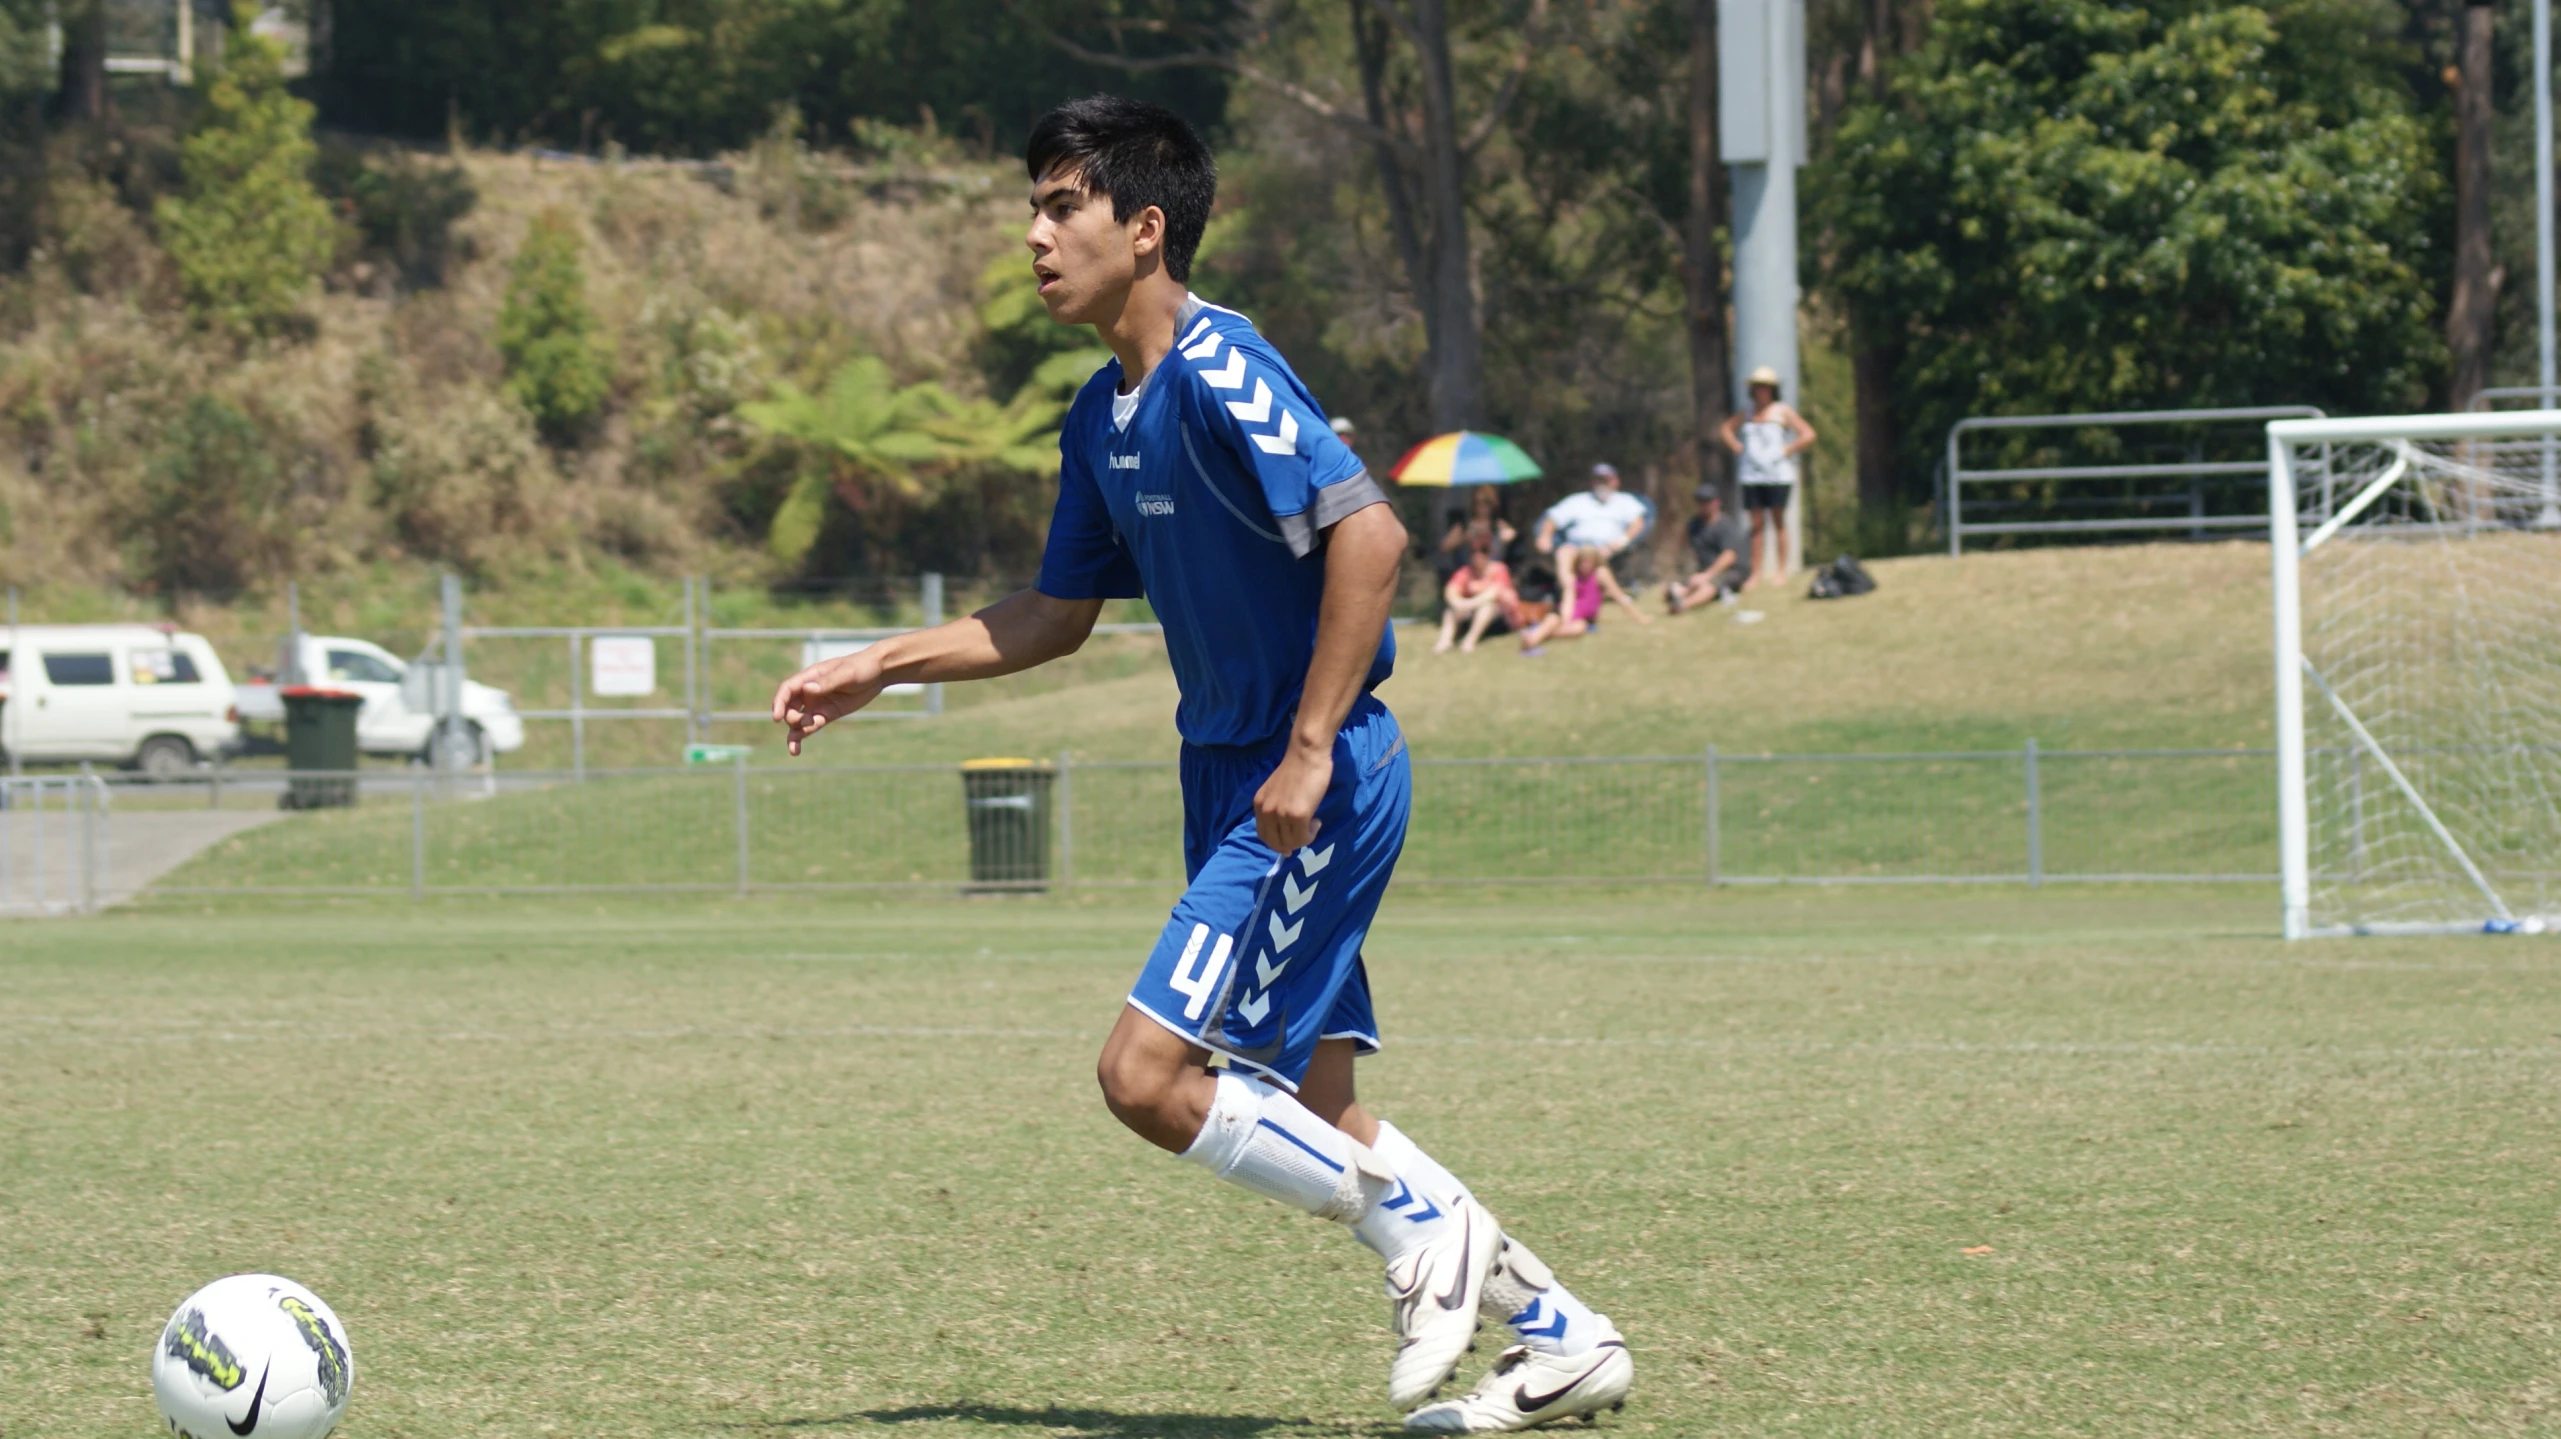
xmin=314 ymin=139 xmax=479 ymax=291
xmin=153 ymin=1 xmax=336 ymax=339
xmin=127 ymin=395 xmax=283 ymax=599
xmin=1812 ymin=0 xmax=2446 ymax=495
xmin=498 ymin=210 xmax=613 ymax=443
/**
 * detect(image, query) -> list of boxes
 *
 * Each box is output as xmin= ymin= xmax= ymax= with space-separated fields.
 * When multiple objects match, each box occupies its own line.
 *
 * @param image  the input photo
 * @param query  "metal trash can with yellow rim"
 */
xmin=960 ymin=757 xmax=1054 ymax=889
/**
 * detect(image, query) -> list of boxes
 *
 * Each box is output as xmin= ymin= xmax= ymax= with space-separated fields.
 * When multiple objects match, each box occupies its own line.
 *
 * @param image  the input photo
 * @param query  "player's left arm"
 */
xmin=1252 ymin=501 xmax=1406 ymax=852
xmin=1783 ymin=403 xmax=1819 ymax=457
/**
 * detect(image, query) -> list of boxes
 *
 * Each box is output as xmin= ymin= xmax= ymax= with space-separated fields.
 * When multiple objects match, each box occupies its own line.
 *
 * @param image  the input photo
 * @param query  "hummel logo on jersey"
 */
xmin=1108 ymin=453 xmax=1142 ymax=469
xmin=1136 ymin=492 xmax=1176 ymax=516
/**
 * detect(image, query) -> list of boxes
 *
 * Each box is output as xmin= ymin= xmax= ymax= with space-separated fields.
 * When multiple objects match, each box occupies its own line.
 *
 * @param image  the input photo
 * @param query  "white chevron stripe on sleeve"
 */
xmin=1250 ymin=409 xmax=1301 ymax=455
xmin=1181 ymin=330 xmax=1222 ymax=361
xmin=1199 ymin=348 xmax=1248 ymax=390
xmin=1226 ymin=378 xmax=1273 ymax=424
xmin=1179 ymin=315 xmax=1213 ymax=349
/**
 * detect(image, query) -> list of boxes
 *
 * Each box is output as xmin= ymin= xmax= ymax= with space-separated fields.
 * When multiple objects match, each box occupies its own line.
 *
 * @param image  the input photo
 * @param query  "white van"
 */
xmin=0 ymin=624 xmax=240 ymax=774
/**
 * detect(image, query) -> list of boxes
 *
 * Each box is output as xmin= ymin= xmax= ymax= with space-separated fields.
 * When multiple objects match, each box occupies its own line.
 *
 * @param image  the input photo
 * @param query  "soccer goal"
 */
xmin=2269 ymin=411 xmax=2561 ymax=937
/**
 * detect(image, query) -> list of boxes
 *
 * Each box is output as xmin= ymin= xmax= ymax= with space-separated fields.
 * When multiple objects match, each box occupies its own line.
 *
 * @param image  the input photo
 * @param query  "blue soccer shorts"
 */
xmin=1125 ymin=693 xmax=1411 ymax=1090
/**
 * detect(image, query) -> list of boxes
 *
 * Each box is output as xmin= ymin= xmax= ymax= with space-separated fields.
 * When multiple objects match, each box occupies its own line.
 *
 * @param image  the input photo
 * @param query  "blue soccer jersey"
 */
xmin=1036 ymin=294 xmax=1396 ymax=749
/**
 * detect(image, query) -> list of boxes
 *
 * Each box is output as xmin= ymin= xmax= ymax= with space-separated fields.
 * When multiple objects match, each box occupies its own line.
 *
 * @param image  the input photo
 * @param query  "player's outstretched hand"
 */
xmin=771 ymin=654 xmax=888 ymax=756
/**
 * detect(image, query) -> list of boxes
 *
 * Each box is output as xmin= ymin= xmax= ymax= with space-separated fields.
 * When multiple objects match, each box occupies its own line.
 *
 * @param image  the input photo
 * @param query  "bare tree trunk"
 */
xmin=1413 ymin=0 xmax=1480 ymax=430
xmin=1353 ymin=3 xmax=1431 ymax=335
xmin=2449 ymin=0 xmax=2497 ymax=409
xmin=1854 ymin=344 xmax=1899 ymax=513
xmin=1685 ymin=0 xmax=1729 ymax=498
xmin=1847 ymin=0 xmax=1911 ymax=528
xmin=58 ymin=0 xmax=111 ymax=123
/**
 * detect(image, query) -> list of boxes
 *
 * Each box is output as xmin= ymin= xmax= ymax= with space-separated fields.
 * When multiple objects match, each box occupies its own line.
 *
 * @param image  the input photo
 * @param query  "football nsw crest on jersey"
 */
xmin=1036 ymin=294 xmax=1396 ymax=750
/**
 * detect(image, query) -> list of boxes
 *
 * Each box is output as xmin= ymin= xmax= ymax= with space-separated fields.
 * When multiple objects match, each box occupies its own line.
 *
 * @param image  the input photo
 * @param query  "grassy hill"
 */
xmin=820 ymin=541 xmax=2276 ymax=764
xmin=145 ymin=542 xmax=2282 ymax=897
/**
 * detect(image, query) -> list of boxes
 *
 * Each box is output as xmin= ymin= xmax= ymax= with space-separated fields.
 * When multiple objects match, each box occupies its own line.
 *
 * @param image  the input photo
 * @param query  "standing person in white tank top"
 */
xmin=1717 ymin=365 xmax=1818 ymax=589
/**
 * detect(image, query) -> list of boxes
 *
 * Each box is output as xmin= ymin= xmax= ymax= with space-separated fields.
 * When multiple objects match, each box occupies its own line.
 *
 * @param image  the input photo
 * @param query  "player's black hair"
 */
xmin=1025 ymin=95 xmax=1215 ymax=283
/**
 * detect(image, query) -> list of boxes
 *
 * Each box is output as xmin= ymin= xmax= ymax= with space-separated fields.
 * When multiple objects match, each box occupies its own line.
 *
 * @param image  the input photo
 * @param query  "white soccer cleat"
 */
xmin=1385 ymin=1196 xmax=1502 ymax=1408
xmin=1401 ymin=1327 xmax=1633 ymax=1432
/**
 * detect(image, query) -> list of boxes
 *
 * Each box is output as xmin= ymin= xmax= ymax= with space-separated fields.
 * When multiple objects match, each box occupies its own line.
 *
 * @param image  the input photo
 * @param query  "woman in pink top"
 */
xmin=1436 ymin=524 xmax=1518 ymax=653
xmin=1519 ymin=548 xmax=1649 ymax=654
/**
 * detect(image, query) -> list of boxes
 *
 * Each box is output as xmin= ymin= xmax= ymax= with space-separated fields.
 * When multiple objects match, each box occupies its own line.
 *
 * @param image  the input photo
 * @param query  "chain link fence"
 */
xmin=1 ymin=773 xmax=111 ymax=915
xmin=76 ymin=745 xmax=2279 ymax=903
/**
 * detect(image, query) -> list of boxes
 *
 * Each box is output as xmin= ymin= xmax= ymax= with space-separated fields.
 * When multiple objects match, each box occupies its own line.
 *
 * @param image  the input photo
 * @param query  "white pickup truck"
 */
xmin=235 ymin=635 xmax=525 ymax=766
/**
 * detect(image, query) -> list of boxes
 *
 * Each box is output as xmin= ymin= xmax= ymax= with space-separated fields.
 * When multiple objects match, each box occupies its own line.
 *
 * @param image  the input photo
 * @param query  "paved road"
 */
xmin=1 ymin=808 xmax=283 ymax=913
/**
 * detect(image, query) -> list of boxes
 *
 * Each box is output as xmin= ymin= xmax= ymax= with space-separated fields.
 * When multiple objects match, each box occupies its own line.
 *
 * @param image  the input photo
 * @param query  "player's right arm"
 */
xmin=771 ymin=589 xmax=1103 ymax=754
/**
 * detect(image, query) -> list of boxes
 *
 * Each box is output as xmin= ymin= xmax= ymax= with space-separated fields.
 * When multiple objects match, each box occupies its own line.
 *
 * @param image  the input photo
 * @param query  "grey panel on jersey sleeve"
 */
xmin=1275 ymin=469 xmax=1391 ymax=558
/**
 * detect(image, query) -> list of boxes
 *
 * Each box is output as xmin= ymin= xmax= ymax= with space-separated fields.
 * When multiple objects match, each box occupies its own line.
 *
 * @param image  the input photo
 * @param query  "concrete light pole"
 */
xmin=1719 ymin=0 xmax=1807 ymax=575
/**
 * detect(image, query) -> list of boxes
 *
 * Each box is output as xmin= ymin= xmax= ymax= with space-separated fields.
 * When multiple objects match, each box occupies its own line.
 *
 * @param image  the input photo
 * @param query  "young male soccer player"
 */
xmin=771 ymin=96 xmax=1632 ymax=1432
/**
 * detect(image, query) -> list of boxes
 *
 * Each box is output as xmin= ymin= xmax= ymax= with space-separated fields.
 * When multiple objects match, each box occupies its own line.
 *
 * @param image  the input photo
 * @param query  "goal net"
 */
xmin=2270 ymin=412 xmax=2561 ymax=937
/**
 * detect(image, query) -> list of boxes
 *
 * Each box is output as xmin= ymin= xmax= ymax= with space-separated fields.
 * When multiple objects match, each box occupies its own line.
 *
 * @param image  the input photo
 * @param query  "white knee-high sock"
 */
xmin=1368 ymin=1122 xmax=1609 ymax=1357
xmin=1178 ymin=1071 xmax=1395 ymax=1223
xmin=1371 ymin=1120 xmax=1473 ymax=1204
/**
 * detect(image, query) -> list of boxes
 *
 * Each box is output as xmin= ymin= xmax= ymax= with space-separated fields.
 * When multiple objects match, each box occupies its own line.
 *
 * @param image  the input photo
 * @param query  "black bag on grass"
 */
xmin=1808 ymin=554 xmax=1877 ymax=600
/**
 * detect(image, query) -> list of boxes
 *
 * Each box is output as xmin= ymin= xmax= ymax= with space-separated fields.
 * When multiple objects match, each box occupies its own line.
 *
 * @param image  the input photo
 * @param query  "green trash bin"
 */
xmin=281 ymin=686 xmax=363 ymax=810
xmin=961 ymin=758 xmax=1054 ymax=889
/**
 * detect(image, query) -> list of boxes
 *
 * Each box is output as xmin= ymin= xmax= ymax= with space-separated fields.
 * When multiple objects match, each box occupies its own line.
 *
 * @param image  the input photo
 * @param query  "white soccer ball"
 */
xmin=152 ymin=1274 xmax=354 ymax=1439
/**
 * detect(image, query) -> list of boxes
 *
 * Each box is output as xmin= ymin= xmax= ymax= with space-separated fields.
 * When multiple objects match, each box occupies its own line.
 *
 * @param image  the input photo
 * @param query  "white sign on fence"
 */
xmin=590 ymin=636 xmax=658 ymax=697
xmin=801 ymin=638 xmax=924 ymax=696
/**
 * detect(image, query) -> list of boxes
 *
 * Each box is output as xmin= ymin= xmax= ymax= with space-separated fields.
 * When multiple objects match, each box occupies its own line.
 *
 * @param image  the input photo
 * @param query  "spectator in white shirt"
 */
xmin=1535 ymin=463 xmax=1649 ymax=592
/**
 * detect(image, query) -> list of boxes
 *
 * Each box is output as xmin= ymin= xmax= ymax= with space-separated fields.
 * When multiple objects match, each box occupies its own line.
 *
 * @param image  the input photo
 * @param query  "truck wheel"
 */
xmin=134 ymin=735 xmax=197 ymax=779
xmin=423 ymin=722 xmax=488 ymax=771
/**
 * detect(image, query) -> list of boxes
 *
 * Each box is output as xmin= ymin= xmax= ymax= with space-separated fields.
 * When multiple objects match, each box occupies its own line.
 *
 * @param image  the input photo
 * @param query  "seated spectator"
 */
xmin=1436 ymin=526 xmax=1519 ymax=653
xmin=1436 ymin=484 xmax=1520 ymax=585
xmin=1536 ymin=463 xmax=1649 ymax=590
xmin=1520 ymin=548 xmax=1650 ymax=654
xmin=1666 ymin=484 xmax=1752 ymax=613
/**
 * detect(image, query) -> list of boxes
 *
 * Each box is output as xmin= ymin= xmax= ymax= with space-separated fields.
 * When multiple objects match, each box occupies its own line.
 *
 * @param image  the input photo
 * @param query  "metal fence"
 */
xmin=443 ymin=571 xmax=1172 ymax=773
xmin=1946 ymin=406 xmax=2324 ymax=554
xmin=67 ymin=744 xmax=2280 ymax=905
xmin=1 ymin=773 xmax=110 ymax=915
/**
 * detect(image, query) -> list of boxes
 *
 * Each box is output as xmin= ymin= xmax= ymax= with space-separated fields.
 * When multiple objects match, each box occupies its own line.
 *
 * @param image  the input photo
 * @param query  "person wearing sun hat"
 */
xmin=1717 ymin=365 xmax=1816 ymax=588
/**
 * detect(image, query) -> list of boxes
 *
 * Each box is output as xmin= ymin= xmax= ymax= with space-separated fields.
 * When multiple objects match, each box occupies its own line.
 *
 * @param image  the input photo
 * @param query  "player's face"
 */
xmin=1026 ymin=169 xmax=1151 ymax=326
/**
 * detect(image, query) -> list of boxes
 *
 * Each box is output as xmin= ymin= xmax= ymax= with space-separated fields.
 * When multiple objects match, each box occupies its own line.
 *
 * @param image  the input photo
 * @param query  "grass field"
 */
xmin=9 ymin=886 xmax=2558 ymax=1437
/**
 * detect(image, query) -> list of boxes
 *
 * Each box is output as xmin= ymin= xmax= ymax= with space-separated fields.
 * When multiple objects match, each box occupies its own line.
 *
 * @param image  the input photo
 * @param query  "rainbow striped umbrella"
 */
xmin=1386 ymin=430 xmax=1544 ymax=486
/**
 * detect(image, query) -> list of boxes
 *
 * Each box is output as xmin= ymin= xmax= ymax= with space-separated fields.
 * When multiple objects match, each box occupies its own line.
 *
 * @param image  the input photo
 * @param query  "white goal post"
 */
xmin=2270 ymin=410 xmax=2561 ymax=938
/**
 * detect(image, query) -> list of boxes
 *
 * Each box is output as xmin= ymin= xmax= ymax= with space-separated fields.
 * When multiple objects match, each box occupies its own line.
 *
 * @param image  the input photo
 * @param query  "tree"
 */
xmin=1682 ymin=0 xmax=1728 ymax=496
xmin=155 ymin=1 xmax=338 ymax=339
xmin=128 ymin=395 xmax=284 ymax=599
xmin=498 ymin=210 xmax=613 ymax=443
xmin=2448 ymin=0 xmax=2495 ymax=409
xmin=739 ymin=357 xmax=966 ymax=567
xmin=1025 ymin=0 xmax=1552 ymax=431
xmin=314 ymin=0 xmax=1227 ymax=158
xmin=1812 ymin=0 xmax=2446 ymax=499
xmin=54 ymin=0 xmax=106 ymax=122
